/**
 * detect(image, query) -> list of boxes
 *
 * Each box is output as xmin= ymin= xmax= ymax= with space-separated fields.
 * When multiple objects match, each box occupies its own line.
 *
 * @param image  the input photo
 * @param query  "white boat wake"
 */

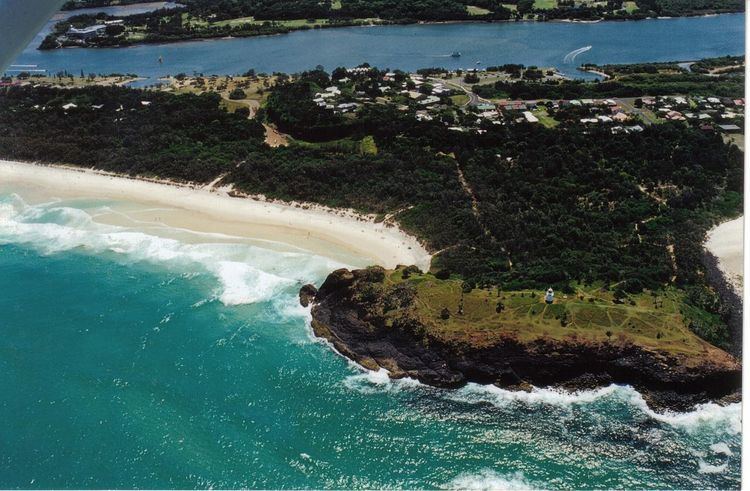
xmin=563 ymin=45 xmax=592 ymax=63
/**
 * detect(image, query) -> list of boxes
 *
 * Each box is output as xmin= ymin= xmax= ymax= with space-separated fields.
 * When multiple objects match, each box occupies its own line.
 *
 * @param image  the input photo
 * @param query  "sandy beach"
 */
xmin=0 ymin=160 xmax=432 ymax=271
xmin=705 ymin=216 xmax=744 ymax=293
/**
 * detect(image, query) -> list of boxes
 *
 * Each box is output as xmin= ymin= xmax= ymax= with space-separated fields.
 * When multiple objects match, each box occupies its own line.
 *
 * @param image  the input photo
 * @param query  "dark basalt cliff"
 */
xmin=302 ymin=268 xmax=741 ymax=411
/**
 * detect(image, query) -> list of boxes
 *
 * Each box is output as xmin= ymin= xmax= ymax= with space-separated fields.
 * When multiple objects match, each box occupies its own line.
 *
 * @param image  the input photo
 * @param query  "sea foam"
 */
xmin=709 ymin=442 xmax=733 ymax=456
xmin=0 ymin=194 xmax=345 ymax=308
xmin=452 ymin=382 xmax=741 ymax=435
xmin=2 ymin=194 xmax=741 ymax=434
xmin=340 ymin=361 xmax=741 ymax=432
xmin=698 ymin=460 xmax=729 ymax=474
xmin=443 ymin=469 xmax=538 ymax=490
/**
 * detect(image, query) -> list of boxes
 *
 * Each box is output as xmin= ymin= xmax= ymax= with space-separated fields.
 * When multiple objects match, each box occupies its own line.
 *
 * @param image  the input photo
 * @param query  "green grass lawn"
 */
xmin=125 ymin=31 xmax=146 ymax=41
xmin=466 ymin=5 xmax=492 ymax=15
xmin=723 ymin=133 xmax=745 ymax=151
xmin=450 ymin=94 xmax=470 ymax=106
xmin=213 ymin=17 xmax=331 ymax=28
xmin=213 ymin=16 xmax=256 ymax=27
xmin=383 ymin=268 xmax=721 ymax=362
xmin=182 ymin=13 xmax=209 ymax=27
xmin=533 ymin=0 xmax=558 ymax=9
xmin=277 ymin=18 xmax=331 ymax=28
xmin=532 ymin=108 xmax=559 ymax=128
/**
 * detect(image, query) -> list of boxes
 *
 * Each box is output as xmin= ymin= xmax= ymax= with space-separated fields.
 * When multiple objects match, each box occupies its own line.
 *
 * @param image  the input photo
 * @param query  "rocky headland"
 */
xmin=301 ymin=266 xmax=741 ymax=412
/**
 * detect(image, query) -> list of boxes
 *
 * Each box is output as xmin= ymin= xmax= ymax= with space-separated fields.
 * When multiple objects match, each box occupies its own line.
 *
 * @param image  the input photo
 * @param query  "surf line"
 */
xmin=563 ymin=45 xmax=592 ymax=63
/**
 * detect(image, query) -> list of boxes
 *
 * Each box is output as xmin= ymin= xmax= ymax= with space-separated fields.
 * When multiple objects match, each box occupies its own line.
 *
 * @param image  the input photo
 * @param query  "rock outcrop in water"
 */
xmin=302 ymin=267 xmax=741 ymax=411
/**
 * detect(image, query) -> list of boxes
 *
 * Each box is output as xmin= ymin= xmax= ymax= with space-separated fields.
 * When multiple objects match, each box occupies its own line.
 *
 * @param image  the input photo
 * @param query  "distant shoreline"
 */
xmin=39 ymin=11 xmax=745 ymax=52
xmin=0 ymin=160 xmax=432 ymax=271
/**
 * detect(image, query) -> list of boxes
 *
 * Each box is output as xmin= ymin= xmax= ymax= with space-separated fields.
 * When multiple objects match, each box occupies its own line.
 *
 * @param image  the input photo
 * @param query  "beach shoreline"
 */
xmin=0 ymin=159 xmax=432 ymax=271
xmin=705 ymin=216 xmax=744 ymax=295
xmin=704 ymin=216 xmax=744 ymax=357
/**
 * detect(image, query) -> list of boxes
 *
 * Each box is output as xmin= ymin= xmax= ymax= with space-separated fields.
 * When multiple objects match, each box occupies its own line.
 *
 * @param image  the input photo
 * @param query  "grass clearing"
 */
xmin=382 ymin=269 xmax=720 ymax=363
xmin=533 ymin=0 xmax=557 ymax=9
xmin=532 ymin=108 xmax=559 ymax=128
xmin=158 ymin=75 xmax=272 ymax=117
xmin=467 ymin=5 xmax=492 ymax=15
xmin=450 ymin=94 xmax=470 ymax=106
xmin=189 ymin=14 xmax=333 ymax=29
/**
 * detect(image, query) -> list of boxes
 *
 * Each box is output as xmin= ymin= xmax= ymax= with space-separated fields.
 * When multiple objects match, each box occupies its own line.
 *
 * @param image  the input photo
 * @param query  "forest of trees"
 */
xmin=60 ymin=0 xmax=744 ymax=20
xmin=49 ymin=0 xmax=744 ymax=49
xmin=0 ymin=74 xmax=742 ymax=345
xmin=0 ymin=86 xmax=265 ymax=182
xmin=635 ymin=0 xmax=743 ymax=15
xmin=1 ymin=80 xmax=742 ymax=285
xmin=473 ymin=71 xmax=745 ymax=99
xmin=690 ymin=55 xmax=745 ymax=74
xmin=60 ymin=0 xmax=513 ymax=19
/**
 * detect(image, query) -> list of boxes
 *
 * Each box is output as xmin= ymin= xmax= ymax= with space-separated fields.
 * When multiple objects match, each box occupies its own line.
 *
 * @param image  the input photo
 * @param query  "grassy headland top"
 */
xmin=0 ymin=57 xmax=743 ymax=352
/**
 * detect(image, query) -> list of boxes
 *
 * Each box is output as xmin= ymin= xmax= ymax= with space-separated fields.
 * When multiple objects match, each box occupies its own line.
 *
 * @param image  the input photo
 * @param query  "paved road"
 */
xmin=430 ymin=77 xmax=490 ymax=106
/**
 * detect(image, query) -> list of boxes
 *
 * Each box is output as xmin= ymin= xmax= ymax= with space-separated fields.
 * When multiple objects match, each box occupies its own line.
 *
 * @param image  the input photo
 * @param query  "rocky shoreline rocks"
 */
xmin=302 ymin=267 xmax=742 ymax=412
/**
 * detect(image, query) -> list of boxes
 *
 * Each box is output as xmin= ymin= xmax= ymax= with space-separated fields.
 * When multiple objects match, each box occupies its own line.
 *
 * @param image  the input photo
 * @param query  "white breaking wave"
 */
xmin=710 ymin=442 xmax=733 ymax=456
xmin=215 ymin=261 xmax=293 ymax=306
xmin=448 ymin=381 xmax=621 ymax=407
xmin=563 ymin=45 xmax=592 ymax=63
xmin=339 ymin=363 xmax=741 ymax=433
xmin=698 ymin=460 xmax=729 ymax=474
xmin=444 ymin=470 xmax=539 ymax=491
xmin=452 ymin=382 xmax=741 ymax=435
xmin=0 ymin=194 xmax=346 ymax=307
xmin=628 ymin=396 xmax=742 ymax=436
xmin=343 ymin=368 xmax=423 ymax=394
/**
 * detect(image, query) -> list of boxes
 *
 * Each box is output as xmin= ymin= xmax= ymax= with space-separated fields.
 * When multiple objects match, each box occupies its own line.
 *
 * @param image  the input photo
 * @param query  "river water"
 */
xmin=9 ymin=12 xmax=745 ymax=82
xmin=0 ymin=9 xmax=744 ymax=489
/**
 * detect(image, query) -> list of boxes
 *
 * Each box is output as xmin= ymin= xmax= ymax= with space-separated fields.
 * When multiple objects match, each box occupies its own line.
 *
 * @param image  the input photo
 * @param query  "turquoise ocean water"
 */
xmin=0 ymin=188 xmax=741 ymax=489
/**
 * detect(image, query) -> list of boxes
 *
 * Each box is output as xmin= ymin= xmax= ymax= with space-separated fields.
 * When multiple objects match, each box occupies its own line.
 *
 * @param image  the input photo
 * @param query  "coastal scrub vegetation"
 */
xmin=307 ymin=265 xmax=741 ymax=408
xmin=0 ymin=87 xmax=264 ymax=182
xmin=0 ymin=63 xmax=742 ymax=349
xmin=353 ymin=266 xmax=727 ymax=356
xmin=473 ymin=70 xmax=744 ymax=99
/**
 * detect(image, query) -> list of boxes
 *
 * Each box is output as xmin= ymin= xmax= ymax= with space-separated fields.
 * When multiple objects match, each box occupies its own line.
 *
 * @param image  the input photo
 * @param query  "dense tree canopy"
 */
xmin=474 ymin=72 xmax=744 ymax=100
xmin=0 ymin=86 xmax=264 ymax=182
xmin=1 ymin=81 xmax=741 ymax=293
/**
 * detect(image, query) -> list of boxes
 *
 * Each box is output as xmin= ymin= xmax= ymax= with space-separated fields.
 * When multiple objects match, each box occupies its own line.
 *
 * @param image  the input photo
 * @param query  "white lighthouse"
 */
xmin=545 ymin=288 xmax=554 ymax=304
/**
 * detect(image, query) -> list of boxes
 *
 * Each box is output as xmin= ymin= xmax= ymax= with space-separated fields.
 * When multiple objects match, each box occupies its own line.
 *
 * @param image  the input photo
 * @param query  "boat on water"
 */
xmin=451 ymin=51 xmax=461 ymax=58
